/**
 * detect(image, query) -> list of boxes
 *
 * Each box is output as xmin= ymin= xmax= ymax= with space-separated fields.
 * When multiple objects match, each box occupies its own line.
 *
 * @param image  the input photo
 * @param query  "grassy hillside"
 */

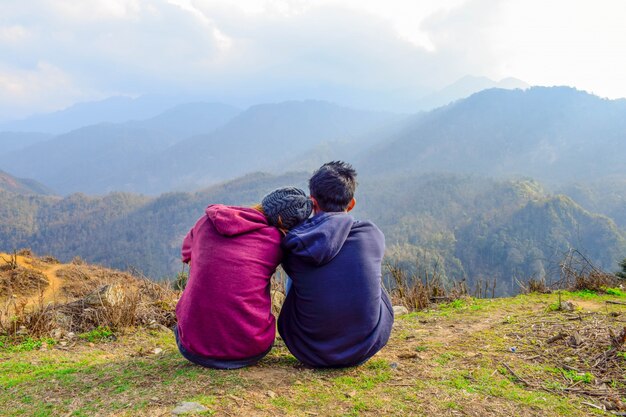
xmin=2 ymin=290 xmax=625 ymax=415
xmin=2 ymin=253 xmax=625 ymax=416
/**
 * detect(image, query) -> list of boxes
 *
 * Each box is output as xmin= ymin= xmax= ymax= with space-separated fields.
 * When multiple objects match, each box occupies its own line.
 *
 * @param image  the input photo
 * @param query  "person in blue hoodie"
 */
xmin=277 ymin=161 xmax=394 ymax=368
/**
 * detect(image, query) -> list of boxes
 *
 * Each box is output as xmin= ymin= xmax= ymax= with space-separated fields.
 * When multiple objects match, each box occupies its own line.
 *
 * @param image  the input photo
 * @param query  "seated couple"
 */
xmin=174 ymin=161 xmax=394 ymax=369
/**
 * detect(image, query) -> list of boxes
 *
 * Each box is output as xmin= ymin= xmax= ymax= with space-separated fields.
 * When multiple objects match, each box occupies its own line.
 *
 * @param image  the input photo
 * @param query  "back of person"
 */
xmin=176 ymin=204 xmax=282 ymax=360
xmin=277 ymin=161 xmax=394 ymax=368
xmin=278 ymin=212 xmax=393 ymax=367
xmin=175 ymin=187 xmax=313 ymax=369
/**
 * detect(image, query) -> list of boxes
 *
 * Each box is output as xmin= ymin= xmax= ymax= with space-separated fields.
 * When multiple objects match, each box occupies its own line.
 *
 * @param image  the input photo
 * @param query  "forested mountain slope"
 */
xmin=1 ymin=172 xmax=623 ymax=295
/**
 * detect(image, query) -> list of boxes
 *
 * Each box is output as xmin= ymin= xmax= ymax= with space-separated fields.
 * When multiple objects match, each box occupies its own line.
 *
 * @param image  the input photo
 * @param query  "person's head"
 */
xmin=309 ymin=161 xmax=357 ymax=213
xmin=259 ymin=187 xmax=313 ymax=232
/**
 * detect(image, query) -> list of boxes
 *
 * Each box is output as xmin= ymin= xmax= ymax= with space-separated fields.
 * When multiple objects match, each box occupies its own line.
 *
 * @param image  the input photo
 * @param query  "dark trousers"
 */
xmin=173 ymin=325 xmax=271 ymax=370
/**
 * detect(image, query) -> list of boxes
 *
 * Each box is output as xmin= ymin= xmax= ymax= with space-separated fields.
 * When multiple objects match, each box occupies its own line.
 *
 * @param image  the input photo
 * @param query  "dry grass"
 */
xmin=385 ymin=263 xmax=468 ymax=310
xmin=0 ymin=264 xmax=49 ymax=297
xmin=0 ymin=252 xmax=178 ymax=339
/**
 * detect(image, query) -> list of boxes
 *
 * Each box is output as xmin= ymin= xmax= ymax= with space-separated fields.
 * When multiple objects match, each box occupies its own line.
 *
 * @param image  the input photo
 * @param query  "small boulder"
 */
xmin=560 ymin=300 xmax=576 ymax=311
xmin=393 ymin=305 xmax=409 ymax=316
xmin=171 ymin=402 xmax=208 ymax=415
xmin=82 ymin=284 xmax=126 ymax=307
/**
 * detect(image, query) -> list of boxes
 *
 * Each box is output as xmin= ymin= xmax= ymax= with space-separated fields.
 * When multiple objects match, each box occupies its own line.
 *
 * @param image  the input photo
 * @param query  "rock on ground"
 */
xmin=393 ymin=305 xmax=409 ymax=315
xmin=171 ymin=401 xmax=208 ymax=415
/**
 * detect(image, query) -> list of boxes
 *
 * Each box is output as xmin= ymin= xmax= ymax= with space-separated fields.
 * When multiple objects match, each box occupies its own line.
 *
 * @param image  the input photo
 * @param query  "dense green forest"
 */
xmin=1 ymin=172 xmax=624 ymax=296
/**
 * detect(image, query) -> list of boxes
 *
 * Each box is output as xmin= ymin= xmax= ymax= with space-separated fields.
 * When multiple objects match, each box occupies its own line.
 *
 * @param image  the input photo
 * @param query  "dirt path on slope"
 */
xmin=2 ymin=253 xmax=66 ymax=307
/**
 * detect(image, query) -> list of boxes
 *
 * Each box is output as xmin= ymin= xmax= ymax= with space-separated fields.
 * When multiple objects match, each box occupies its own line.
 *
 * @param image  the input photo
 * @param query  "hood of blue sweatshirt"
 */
xmin=282 ymin=212 xmax=354 ymax=266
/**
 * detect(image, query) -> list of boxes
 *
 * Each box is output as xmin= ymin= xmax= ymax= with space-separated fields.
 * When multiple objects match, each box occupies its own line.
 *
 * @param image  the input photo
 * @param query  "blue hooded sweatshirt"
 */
xmin=277 ymin=212 xmax=394 ymax=367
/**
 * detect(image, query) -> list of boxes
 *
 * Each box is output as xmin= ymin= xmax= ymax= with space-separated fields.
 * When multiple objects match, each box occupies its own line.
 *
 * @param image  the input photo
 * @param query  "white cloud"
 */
xmin=0 ymin=25 xmax=32 ymax=44
xmin=2 ymin=0 xmax=626 ymax=118
xmin=0 ymin=61 xmax=100 ymax=121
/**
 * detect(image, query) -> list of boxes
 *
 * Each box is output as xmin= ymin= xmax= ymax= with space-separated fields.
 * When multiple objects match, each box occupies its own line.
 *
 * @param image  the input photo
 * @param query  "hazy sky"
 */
xmin=1 ymin=0 xmax=626 ymax=120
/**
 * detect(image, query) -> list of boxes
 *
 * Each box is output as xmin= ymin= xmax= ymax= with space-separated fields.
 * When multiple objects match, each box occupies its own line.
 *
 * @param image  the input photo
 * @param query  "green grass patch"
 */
xmin=561 ymin=369 xmax=594 ymax=383
xmin=605 ymin=287 xmax=625 ymax=297
xmin=78 ymin=326 xmax=115 ymax=343
xmin=0 ymin=336 xmax=56 ymax=353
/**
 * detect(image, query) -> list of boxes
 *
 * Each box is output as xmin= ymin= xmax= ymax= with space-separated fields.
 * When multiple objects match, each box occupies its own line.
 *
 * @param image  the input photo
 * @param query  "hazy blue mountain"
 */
xmin=0 ymin=169 xmax=53 ymax=195
xmin=127 ymin=102 xmax=240 ymax=138
xmin=0 ymin=124 xmax=182 ymax=195
xmin=0 ymin=94 xmax=200 ymax=135
xmin=359 ymin=87 xmax=626 ymax=183
xmin=559 ymin=177 xmax=626 ymax=229
xmin=0 ymin=102 xmax=240 ymax=195
xmin=117 ymin=100 xmax=407 ymax=194
xmin=415 ymin=76 xmax=529 ymax=110
xmin=0 ymin=132 xmax=52 ymax=156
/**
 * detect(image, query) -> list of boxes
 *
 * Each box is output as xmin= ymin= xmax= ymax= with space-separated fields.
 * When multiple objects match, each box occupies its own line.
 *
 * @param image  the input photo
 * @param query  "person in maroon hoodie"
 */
xmin=175 ymin=187 xmax=312 ymax=369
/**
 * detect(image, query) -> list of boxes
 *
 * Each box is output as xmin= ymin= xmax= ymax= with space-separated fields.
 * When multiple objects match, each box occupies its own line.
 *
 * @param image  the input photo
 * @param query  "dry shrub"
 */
xmin=554 ymin=249 xmax=621 ymax=292
xmin=1 ymin=279 xmax=178 ymax=338
xmin=40 ymin=255 xmax=60 ymax=264
xmin=16 ymin=248 xmax=34 ymax=257
xmin=57 ymin=264 xmax=137 ymax=299
xmin=573 ymin=270 xmax=620 ymax=292
xmin=385 ymin=263 xmax=466 ymax=311
xmin=0 ymin=265 xmax=49 ymax=297
xmin=518 ymin=277 xmax=551 ymax=294
xmin=0 ymin=254 xmax=179 ymax=339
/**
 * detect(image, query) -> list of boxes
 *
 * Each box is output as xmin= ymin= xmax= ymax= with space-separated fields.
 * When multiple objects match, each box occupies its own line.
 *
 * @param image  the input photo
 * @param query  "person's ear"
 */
xmin=346 ymin=198 xmax=356 ymax=212
xmin=310 ymin=196 xmax=321 ymax=213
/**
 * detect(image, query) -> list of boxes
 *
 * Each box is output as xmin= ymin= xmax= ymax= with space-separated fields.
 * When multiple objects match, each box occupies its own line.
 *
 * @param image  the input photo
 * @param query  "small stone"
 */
xmin=50 ymin=328 xmax=63 ymax=340
xmin=345 ymin=390 xmax=357 ymax=398
xmin=66 ymin=332 xmax=75 ymax=340
xmin=150 ymin=397 xmax=159 ymax=402
xmin=17 ymin=326 xmax=28 ymax=335
xmin=560 ymin=301 xmax=575 ymax=311
xmin=266 ymin=390 xmax=277 ymax=399
xmin=393 ymin=305 xmax=409 ymax=316
xmin=171 ymin=401 xmax=208 ymax=415
xmin=568 ymin=331 xmax=583 ymax=347
xmin=88 ymin=342 xmax=95 ymax=347
xmin=390 ymin=362 xmax=399 ymax=369
xmin=153 ymin=348 xmax=163 ymax=355
xmin=60 ymin=341 xmax=68 ymax=347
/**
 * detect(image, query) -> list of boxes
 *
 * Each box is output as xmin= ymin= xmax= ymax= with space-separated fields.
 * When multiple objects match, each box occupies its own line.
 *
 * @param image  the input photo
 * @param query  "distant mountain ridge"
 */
xmin=0 ymin=100 xmax=405 ymax=195
xmin=358 ymin=87 xmax=626 ymax=183
xmin=0 ymin=102 xmax=241 ymax=195
xmin=0 ymin=169 xmax=52 ymax=195
xmin=414 ymin=75 xmax=529 ymax=110
xmin=0 ymin=95 xmax=207 ymax=135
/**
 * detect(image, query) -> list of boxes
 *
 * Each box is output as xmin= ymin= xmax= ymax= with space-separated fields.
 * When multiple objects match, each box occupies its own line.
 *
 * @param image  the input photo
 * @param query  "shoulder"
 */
xmin=353 ymin=219 xmax=384 ymax=237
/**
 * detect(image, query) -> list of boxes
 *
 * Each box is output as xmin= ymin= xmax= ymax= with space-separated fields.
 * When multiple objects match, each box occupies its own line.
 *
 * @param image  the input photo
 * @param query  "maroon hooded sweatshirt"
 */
xmin=176 ymin=204 xmax=282 ymax=360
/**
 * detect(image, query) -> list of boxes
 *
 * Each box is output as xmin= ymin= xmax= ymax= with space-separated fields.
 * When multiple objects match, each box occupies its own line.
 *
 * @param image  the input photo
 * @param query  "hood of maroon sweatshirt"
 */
xmin=206 ymin=204 xmax=268 ymax=236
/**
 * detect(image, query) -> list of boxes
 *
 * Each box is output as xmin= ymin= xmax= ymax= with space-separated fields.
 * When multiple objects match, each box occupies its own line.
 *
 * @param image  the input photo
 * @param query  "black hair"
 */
xmin=308 ymin=161 xmax=357 ymax=212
